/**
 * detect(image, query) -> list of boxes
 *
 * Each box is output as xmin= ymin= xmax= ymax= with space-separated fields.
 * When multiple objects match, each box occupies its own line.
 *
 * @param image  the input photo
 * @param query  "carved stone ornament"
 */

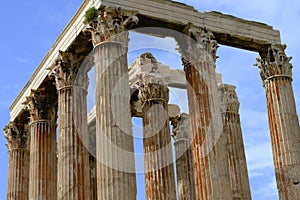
xmin=48 ymin=51 xmax=89 ymax=90
xmin=171 ymin=113 xmax=191 ymax=141
xmin=177 ymin=24 xmax=218 ymax=65
xmin=4 ymin=122 xmax=29 ymax=150
xmin=218 ymin=84 xmax=240 ymax=114
xmin=137 ymin=73 xmax=169 ymax=105
xmin=255 ymin=44 xmax=293 ymax=82
xmin=23 ymin=89 xmax=56 ymax=122
xmin=84 ymin=6 xmax=139 ymax=46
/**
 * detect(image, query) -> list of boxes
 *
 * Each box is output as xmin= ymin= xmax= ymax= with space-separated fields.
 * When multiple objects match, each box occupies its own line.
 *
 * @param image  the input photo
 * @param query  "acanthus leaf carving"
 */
xmin=255 ymin=44 xmax=293 ymax=83
xmin=23 ymin=88 xmax=56 ymax=122
xmin=84 ymin=6 xmax=139 ymax=47
xmin=4 ymin=122 xmax=29 ymax=150
xmin=48 ymin=51 xmax=89 ymax=90
xmin=137 ymin=73 xmax=169 ymax=105
xmin=176 ymin=24 xmax=219 ymax=70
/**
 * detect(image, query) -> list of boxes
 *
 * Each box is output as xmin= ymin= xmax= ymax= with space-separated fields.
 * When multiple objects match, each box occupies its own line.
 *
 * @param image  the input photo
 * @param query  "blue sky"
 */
xmin=0 ymin=0 xmax=299 ymax=199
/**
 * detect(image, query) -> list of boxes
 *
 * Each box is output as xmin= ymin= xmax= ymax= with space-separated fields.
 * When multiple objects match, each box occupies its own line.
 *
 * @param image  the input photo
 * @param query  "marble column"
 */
xmin=171 ymin=113 xmax=196 ymax=200
xmin=24 ymin=88 xmax=57 ymax=200
xmin=4 ymin=122 xmax=30 ymax=200
xmin=84 ymin=6 xmax=138 ymax=200
xmin=219 ymin=84 xmax=252 ymax=199
xmin=139 ymin=74 xmax=176 ymax=200
xmin=178 ymin=25 xmax=233 ymax=199
xmin=50 ymin=51 xmax=90 ymax=199
xmin=256 ymin=44 xmax=300 ymax=199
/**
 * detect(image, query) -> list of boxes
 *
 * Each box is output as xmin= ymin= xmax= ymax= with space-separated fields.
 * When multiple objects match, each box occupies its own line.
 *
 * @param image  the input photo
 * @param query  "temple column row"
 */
xmin=5 ymin=6 xmax=300 ymax=200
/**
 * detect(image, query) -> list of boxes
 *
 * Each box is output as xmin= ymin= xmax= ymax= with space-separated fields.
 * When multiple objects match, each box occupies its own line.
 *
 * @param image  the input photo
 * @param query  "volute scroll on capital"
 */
xmin=83 ymin=6 xmax=139 ymax=47
xmin=48 ymin=51 xmax=89 ymax=91
xmin=4 ymin=122 xmax=30 ymax=150
xmin=255 ymin=44 xmax=293 ymax=84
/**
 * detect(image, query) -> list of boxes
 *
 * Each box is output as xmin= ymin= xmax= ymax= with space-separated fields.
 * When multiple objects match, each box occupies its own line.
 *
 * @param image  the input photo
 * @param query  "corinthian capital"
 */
xmin=138 ymin=73 xmax=169 ymax=105
xmin=255 ymin=44 xmax=293 ymax=82
xmin=177 ymin=24 xmax=218 ymax=64
xmin=23 ymin=88 xmax=56 ymax=122
xmin=4 ymin=122 xmax=29 ymax=151
xmin=49 ymin=51 xmax=88 ymax=90
xmin=84 ymin=6 xmax=139 ymax=46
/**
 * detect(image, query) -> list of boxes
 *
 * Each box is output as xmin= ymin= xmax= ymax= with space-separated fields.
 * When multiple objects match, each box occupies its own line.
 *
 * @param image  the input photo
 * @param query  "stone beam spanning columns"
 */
xmin=171 ymin=113 xmax=196 ymax=200
xmin=23 ymin=88 xmax=57 ymax=200
xmin=138 ymin=74 xmax=176 ymax=199
xmin=255 ymin=44 xmax=300 ymax=199
xmin=84 ymin=6 xmax=138 ymax=200
xmin=177 ymin=24 xmax=233 ymax=199
xmin=4 ymin=122 xmax=30 ymax=200
xmin=49 ymin=51 xmax=90 ymax=199
xmin=218 ymin=84 xmax=252 ymax=199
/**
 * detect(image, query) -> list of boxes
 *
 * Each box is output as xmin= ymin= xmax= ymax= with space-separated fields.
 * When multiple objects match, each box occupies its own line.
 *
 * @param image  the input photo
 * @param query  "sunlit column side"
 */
xmin=255 ymin=44 xmax=300 ymax=199
xmin=177 ymin=25 xmax=233 ymax=199
xmin=24 ymin=88 xmax=57 ymax=200
xmin=138 ymin=74 xmax=177 ymax=200
xmin=4 ymin=122 xmax=30 ymax=200
xmin=50 ymin=51 xmax=90 ymax=200
xmin=171 ymin=113 xmax=196 ymax=200
xmin=84 ymin=6 xmax=139 ymax=200
xmin=218 ymin=84 xmax=252 ymax=199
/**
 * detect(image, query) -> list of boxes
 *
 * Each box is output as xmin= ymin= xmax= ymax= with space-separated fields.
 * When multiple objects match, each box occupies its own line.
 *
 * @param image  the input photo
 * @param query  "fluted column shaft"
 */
xmin=139 ymin=76 xmax=176 ymax=200
xmin=4 ymin=122 xmax=30 ymax=200
xmin=171 ymin=114 xmax=195 ymax=200
xmin=56 ymin=87 xmax=90 ymax=199
xmin=50 ymin=51 xmax=91 ymax=200
xmin=94 ymin=41 xmax=136 ymax=200
xmin=180 ymin=26 xmax=232 ymax=199
xmin=84 ymin=7 xmax=139 ymax=199
xmin=266 ymin=77 xmax=300 ymax=198
xmin=256 ymin=44 xmax=300 ymax=199
xmin=219 ymin=84 xmax=252 ymax=199
xmin=29 ymin=121 xmax=57 ymax=199
xmin=24 ymin=88 xmax=57 ymax=200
